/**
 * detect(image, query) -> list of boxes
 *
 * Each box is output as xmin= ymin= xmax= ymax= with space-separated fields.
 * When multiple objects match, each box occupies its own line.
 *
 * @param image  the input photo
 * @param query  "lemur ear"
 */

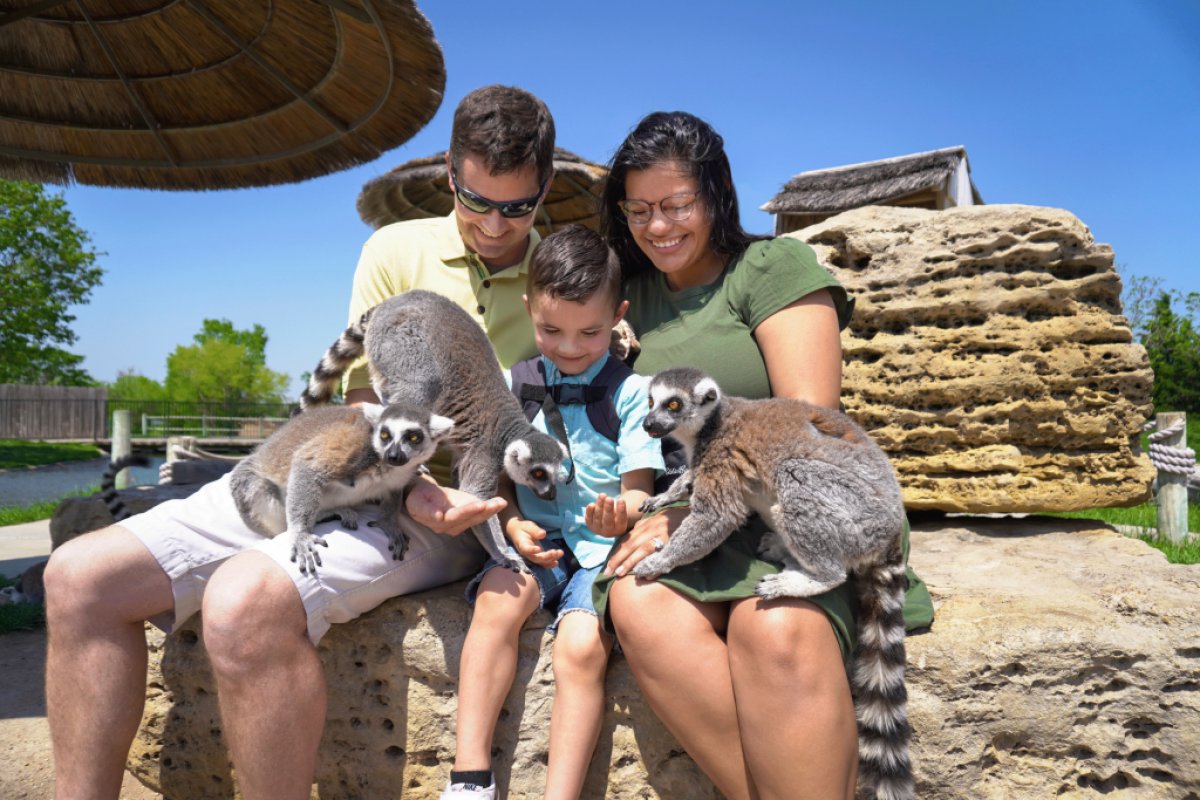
xmin=694 ymin=377 xmax=721 ymax=405
xmin=360 ymin=403 xmax=384 ymax=425
xmin=505 ymin=439 xmax=532 ymax=467
xmin=428 ymin=414 xmax=455 ymax=439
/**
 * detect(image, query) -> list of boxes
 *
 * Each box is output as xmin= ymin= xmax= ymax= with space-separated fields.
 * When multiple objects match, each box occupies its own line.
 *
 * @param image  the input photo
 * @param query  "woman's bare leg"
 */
xmin=453 ymin=567 xmax=540 ymax=772
xmin=544 ymin=612 xmax=612 ymax=800
xmin=727 ymin=597 xmax=858 ymax=800
xmin=45 ymin=526 xmax=175 ymax=800
xmin=608 ymin=577 xmax=753 ymax=800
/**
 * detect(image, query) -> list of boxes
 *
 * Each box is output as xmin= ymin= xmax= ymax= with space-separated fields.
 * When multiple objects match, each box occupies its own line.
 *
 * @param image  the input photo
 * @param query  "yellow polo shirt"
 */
xmin=343 ymin=213 xmax=540 ymax=394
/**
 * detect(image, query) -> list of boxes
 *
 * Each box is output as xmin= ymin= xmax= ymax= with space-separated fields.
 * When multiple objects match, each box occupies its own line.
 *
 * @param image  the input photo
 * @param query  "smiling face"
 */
xmin=524 ymin=289 xmax=628 ymax=376
xmin=623 ymin=161 xmax=727 ymax=290
xmin=449 ymin=152 xmax=545 ymax=270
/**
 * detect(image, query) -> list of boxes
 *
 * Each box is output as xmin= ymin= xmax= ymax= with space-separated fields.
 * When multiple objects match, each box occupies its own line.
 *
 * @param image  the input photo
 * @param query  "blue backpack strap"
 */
xmin=509 ymin=355 xmax=547 ymax=423
xmin=584 ymin=356 xmax=635 ymax=443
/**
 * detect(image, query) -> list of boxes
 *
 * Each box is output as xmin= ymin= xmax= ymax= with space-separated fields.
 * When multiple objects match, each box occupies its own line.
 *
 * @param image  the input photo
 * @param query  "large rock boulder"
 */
xmin=790 ymin=205 xmax=1155 ymax=513
xmin=50 ymin=484 xmax=201 ymax=550
xmin=127 ymin=518 xmax=1200 ymax=799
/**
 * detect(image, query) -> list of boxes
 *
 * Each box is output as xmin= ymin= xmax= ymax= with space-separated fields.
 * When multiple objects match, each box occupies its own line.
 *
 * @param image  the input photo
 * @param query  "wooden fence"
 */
xmin=0 ymin=384 xmax=108 ymax=439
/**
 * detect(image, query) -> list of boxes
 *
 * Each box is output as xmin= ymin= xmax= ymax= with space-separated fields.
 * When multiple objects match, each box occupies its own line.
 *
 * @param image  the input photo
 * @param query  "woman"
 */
xmin=593 ymin=111 xmax=932 ymax=800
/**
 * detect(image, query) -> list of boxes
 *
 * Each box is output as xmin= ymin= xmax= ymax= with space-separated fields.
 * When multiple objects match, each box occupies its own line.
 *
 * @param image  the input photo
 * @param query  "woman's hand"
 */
xmin=506 ymin=519 xmax=563 ymax=568
xmin=404 ymin=477 xmax=506 ymax=536
xmin=604 ymin=506 xmax=689 ymax=578
xmin=585 ymin=493 xmax=629 ymax=538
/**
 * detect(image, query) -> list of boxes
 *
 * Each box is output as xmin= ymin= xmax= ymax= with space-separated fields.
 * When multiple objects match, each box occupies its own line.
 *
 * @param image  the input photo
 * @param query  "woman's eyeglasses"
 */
xmin=451 ymin=167 xmax=546 ymax=218
xmin=617 ymin=192 xmax=700 ymax=225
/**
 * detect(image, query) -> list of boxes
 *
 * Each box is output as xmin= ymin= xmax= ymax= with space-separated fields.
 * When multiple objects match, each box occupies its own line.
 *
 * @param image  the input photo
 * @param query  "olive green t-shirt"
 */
xmin=622 ymin=237 xmax=853 ymax=396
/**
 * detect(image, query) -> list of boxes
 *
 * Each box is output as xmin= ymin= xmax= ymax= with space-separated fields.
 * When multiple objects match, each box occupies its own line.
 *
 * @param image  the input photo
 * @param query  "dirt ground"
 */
xmin=0 ymin=629 xmax=162 ymax=799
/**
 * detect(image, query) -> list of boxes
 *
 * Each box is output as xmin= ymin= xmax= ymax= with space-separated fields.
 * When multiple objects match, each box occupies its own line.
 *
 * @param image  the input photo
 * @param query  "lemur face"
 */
xmin=370 ymin=404 xmax=454 ymax=467
xmin=505 ymin=436 xmax=568 ymax=501
xmin=644 ymin=370 xmax=721 ymax=440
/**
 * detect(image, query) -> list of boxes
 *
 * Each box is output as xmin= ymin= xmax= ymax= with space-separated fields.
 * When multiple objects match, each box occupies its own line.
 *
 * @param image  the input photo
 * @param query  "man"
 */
xmin=44 ymin=85 xmax=555 ymax=800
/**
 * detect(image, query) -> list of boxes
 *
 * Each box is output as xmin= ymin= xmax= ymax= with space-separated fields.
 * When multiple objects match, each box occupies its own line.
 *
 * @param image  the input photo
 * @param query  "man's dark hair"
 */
xmin=528 ymin=225 xmax=622 ymax=309
xmin=450 ymin=85 xmax=556 ymax=185
xmin=599 ymin=111 xmax=765 ymax=280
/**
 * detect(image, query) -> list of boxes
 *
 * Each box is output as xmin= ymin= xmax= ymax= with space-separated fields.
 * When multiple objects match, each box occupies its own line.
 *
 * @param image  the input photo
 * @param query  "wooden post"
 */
xmin=1156 ymin=412 xmax=1189 ymax=543
xmin=112 ymin=409 xmax=132 ymax=490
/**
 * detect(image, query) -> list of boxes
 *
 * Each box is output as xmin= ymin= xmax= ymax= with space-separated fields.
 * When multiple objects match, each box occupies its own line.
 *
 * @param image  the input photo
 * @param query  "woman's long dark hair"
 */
xmin=599 ymin=111 xmax=766 ymax=281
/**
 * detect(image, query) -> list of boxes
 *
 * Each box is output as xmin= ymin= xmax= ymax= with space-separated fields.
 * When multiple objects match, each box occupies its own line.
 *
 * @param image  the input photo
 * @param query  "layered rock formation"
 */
xmin=128 ymin=518 xmax=1200 ymax=799
xmin=790 ymin=204 xmax=1155 ymax=512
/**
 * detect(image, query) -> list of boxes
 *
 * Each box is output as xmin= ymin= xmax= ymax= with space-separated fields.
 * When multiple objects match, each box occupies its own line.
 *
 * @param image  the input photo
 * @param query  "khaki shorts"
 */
xmin=121 ymin=474 xmax=486 ymax=644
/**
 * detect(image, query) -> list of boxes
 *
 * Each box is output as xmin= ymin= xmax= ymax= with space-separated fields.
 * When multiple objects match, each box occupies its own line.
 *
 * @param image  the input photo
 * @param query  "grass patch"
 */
xmin=0 ymin=439 xmax=102 ymax=470
xmin=1133 ymin=532 xmax=1200 ymax=564
xmin=0 ymin=576 xmax=44 ymax=634
xmin=0 ymin=485 xmax=100 ymax=526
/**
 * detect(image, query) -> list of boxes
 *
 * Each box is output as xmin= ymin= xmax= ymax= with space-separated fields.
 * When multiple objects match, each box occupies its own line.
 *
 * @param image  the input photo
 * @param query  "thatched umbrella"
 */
xmin=762 ymin=146 xmax=984 ymax=234
xmin=0 ymin=0 xmax=445 ymax=190
xmin=356 ymin=147 xmax=607 ymax=236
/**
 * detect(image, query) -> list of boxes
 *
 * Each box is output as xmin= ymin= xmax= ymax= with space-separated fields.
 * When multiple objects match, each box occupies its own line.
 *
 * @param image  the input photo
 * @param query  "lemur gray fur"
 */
xmin=229 ymin=402 xmax=453 ymax=574
xmin=636 ymin=367 xmax=912 ymax=800
xmin=299 ymin=289 xmax=568 ymax=573
xmin=100 ymin=454 xmax=150 ymax=521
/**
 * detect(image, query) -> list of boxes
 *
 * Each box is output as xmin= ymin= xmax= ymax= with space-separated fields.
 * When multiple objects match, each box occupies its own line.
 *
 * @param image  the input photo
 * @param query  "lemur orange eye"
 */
xmin=379 ymin=430 xmax=391 ymax=441
xmin=532 ymin=468 xmax=547 ymax=481
xmin=667 ymin=400 xmax=681 ymax=412
xmin=406 ymin=432 xmax=422 ymax=444
xmin=648 ymin=398 xmax=655 ymax=409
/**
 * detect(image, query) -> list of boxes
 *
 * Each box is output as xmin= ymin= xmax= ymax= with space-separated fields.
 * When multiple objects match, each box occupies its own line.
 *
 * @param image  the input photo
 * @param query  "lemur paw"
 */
xmin=632 ymin=554 xmax=667 ymax=579
xmin=289 ymin=531 xmax=329 ymax=575
xmin=367 ymin=519 xmax=408 ymax=560
xmin=639 ymin=495 xmax=667 ymax=515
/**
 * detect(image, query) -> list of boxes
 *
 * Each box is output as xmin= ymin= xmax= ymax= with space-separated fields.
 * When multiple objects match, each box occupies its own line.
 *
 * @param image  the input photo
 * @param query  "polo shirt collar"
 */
xmin=434 ymin=212 xmax=541 ymax=274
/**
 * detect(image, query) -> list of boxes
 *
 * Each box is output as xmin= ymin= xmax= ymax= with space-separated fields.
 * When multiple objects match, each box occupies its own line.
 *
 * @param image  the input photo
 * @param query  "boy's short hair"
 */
xmin=450 ymin=85 xmax=555 ymax=185
xmin=528 ymin=225 xmax=622 ymax=309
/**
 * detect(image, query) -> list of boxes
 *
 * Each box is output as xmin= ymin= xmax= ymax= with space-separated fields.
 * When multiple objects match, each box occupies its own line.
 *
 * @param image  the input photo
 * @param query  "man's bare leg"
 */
xmin=201 ymin=551 xmax=326 ymax=800
xmin=45 ymin=526 xmax=176 ymax=800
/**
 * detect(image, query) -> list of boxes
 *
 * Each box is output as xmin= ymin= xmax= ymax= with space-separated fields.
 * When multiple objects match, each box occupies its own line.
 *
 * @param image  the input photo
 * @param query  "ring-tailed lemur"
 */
xmin=100 ymin=454 xmax=150 ymax=521
xmin=635 ymin=367 xmax=912 ymax=800
xmin=299 ymin=289 xmax=568 ymax=573
xmin=229 ymin=402 xmax=453 ymax=573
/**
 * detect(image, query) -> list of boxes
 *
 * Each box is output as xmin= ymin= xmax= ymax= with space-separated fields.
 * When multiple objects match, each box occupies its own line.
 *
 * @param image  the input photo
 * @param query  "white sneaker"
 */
xmin=440 ymin=779 xmax=497 ymax=799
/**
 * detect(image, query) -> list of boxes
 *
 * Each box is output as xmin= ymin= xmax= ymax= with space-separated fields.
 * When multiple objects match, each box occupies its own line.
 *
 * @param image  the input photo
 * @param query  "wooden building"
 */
xmin=761 ymin=145 xmax=983 ymax=235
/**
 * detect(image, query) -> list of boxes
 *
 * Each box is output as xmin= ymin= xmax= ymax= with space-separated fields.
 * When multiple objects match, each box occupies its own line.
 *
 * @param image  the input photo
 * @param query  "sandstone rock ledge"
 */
xmin=130 ymin=518 xmax=1200 ymax=799
xmin=791 ymin=205 xmax=1156 ymax=514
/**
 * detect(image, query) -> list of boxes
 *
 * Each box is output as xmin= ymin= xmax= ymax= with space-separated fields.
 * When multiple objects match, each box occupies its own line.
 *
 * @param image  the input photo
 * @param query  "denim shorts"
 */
xmin=465 ymin=535 xmax=606 ymax=634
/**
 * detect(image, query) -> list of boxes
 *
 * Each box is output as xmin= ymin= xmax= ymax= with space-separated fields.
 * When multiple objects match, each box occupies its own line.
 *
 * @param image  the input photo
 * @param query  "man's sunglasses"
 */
xmin=450 ymin=167 xmax=546 ymax=218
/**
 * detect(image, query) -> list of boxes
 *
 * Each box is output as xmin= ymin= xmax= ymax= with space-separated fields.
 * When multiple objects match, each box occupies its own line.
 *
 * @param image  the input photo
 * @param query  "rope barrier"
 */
xmin=1144 ymin=419 xmax=1198 ymax=477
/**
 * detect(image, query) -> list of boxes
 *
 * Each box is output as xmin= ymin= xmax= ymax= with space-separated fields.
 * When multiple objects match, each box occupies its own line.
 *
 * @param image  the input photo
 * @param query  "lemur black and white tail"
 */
xmin=299 ymin=310 xmax=372 ymax=409
xmin=100 ymin=454 xmax=150 ymax=522
xmin=852 ymin=535 xmax=913 ymax=800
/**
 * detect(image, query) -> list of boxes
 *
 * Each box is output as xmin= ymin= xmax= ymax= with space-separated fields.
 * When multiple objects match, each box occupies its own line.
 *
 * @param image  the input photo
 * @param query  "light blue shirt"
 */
xmin=504 ymin=354 xmax=665 ymax=568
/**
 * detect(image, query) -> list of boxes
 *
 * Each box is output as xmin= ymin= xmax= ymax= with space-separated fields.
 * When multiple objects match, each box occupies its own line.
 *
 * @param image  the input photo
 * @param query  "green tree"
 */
xmin=1142 ymin=290 xmax=1200 ymax=414
xmin=0 ymin=180 xmax=103 ymax=385
xmin=108 ymin=370 xmax=167 ymax=402
xmin=166 ymin=320 xmax=289 ymax=406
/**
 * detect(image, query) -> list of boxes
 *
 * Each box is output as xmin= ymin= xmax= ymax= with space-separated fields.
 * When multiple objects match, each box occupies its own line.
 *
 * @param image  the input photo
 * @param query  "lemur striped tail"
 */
xmin=299 ymin=309 xmax=373 ymax=409
xmin=852 ymin=536 xmax=913 ymax=800
xmin=100 ymin=454 xmax=150 ymax=522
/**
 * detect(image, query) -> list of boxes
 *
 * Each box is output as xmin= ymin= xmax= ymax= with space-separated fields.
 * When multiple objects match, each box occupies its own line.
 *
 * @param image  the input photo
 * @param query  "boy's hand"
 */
xmin=507 ymin=519 xmax=563 ymax=568
xmin=585 ymin=493 xmax=629 ymax=538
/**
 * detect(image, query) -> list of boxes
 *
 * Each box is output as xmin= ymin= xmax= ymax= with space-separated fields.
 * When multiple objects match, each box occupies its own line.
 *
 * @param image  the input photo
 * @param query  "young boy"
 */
xmin=442 ymin=226 xmax=664 ymax=800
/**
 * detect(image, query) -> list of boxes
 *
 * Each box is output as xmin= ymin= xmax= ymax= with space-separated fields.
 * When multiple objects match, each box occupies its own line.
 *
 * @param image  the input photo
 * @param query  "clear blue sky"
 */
xmin=58 ymin=0 xmax=1200 ymax=395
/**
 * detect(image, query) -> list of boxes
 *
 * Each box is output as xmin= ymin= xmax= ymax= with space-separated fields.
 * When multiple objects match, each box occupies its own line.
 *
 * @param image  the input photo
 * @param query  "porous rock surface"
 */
xmin=127 ymin=518 xmax=1200 ymax=799
xmin=790 ymin=204 xmax=1155 ymax=513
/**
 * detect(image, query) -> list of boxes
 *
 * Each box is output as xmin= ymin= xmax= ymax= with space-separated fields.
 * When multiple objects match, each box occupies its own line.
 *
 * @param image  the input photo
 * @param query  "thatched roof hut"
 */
xmin=356 ymin=147 xmax=607 ymax=236
xmin=762 ymin=146 xmax=983 ymax=234
xmin=0 ymin=0 xmax=445 ymax=190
